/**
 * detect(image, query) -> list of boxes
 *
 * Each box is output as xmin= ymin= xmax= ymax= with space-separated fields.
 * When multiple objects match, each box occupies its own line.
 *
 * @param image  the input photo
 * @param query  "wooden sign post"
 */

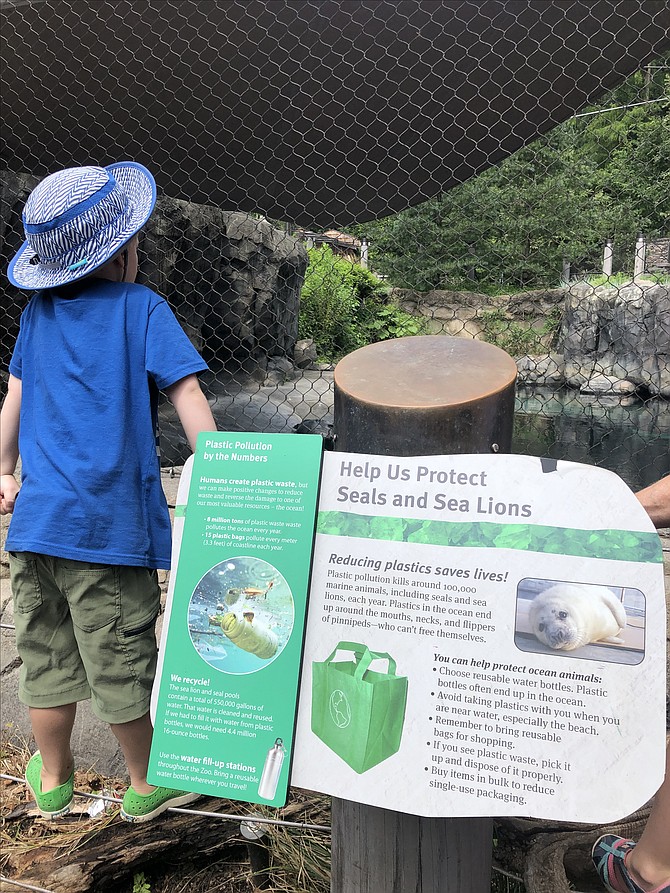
xmin=330 ymin=335 xmax=517 ymax=893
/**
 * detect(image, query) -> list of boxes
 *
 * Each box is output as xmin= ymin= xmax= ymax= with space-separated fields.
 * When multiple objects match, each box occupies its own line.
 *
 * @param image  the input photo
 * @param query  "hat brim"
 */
xmin=7 ymin=161 xmax=157 ymax=290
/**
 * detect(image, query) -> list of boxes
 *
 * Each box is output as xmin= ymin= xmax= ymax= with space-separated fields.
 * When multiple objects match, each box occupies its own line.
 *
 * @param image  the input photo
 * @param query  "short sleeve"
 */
xmin=8 ymin=306 xmax=27 ymax=379
xmin=145 ymin=299 xmax=208 ymax=390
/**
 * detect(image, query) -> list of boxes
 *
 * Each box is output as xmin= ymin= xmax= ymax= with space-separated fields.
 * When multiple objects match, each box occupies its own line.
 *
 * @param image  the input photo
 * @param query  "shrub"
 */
xmin=298 ymin=245 xmax=363 ymax=359
xmin=298 ymin=245 xmax=427 ymax=360
xmin=479 ymin=307 xmax=561 ymax=356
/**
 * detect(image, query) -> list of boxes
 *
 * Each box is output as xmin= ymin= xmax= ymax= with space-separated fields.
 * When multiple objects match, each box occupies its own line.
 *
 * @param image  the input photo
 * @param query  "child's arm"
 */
xmin=636 ymin=476 xmax=670 ymax=529
xmin=164 ymin=373 xmax=216 ymax=451
xmin=0 ymin=374 xmax=22 ymax=514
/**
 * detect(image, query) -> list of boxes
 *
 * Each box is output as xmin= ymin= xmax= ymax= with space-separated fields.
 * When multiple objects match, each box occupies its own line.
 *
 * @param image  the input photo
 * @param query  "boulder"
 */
xmin=516 ymin=353 xmax=563 ymax=386
xmin=560 ymin=283 xmax=670 ymax=397
xmin=0 ymin=174 xmax=309 ymax=376
xmin=579 ymin=374 xmax=637 ymax=397
xmin=294 ymin=337 xmax=318 ymax=368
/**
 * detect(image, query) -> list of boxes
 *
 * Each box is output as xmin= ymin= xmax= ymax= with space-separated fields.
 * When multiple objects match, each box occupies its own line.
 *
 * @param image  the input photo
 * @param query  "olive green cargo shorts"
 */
xmin=9 ymin=552 xmax=161 ymax=724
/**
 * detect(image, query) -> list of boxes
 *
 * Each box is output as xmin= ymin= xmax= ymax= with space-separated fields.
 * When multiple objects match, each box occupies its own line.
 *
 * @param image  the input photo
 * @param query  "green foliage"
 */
xmin=576 ymin=271 xmax=670 ymax=289
xmin=298 ymin=245 xmax=362 ymax=358
xmin=132 ymin=873 xmax=151 ymax=893
xmin=479 ymin=307 xmax=561 ymax=357
xmin=298 ymin=245 xmax=427 ymax=360
xmin=358 ymin=303 xmax=425 ymax=341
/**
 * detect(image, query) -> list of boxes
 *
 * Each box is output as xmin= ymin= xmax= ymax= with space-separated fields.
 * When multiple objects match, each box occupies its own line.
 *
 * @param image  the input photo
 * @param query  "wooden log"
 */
xmin=2 ymin=797 xmax=246 ymax=893
xmin=1 ymin=790 xmax=330 ymax=893
xmin=493 ymin=806 xmax=652 ymax=893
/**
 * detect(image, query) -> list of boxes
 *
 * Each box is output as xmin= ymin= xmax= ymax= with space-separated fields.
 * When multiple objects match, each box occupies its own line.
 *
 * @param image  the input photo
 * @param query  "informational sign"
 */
xmin=149 ymin=432 xmax=322 ymax=807
xmin=292 ymin=452 xmax=666 ymax=823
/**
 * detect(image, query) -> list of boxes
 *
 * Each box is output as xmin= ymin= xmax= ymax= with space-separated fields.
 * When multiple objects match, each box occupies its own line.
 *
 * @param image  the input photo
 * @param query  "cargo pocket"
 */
xmin=116 ymin=569 xmax=161 ymax=690
xmin=8 ymin=552 xmax=43 ymax=614
xmin=61 ymin=563 xmax=121 ymax=632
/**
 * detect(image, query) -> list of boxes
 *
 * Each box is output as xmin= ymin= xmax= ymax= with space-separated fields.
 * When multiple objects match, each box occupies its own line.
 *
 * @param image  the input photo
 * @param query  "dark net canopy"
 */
xmin=1 ymin=0 xmax=669 ymax=226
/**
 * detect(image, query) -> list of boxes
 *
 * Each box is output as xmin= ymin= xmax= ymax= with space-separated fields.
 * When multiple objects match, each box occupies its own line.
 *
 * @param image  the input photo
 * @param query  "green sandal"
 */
xmin=120 ymin=785 xmax=199 ymax=823
xmin=25 ymin=752 xmax=74 ymax=819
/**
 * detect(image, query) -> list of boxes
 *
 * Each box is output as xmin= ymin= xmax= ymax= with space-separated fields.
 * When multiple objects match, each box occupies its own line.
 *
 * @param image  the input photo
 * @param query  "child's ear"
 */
xmin=94 ymin=251 xmax=125 ymax=281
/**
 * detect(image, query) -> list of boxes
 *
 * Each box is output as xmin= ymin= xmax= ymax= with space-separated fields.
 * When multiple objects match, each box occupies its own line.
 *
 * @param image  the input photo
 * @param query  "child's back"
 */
xmin=7 ymin=277 xmax=205 ymax=568
xmin=1 ymin=161 xmax=215 ymax=823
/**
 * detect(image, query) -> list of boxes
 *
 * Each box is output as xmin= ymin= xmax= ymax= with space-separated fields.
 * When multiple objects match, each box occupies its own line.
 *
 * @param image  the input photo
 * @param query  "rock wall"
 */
xmin=392 ymin=286 xmax=565 ymax=340
xmin=140 ymin=197 xmax=308 ymax=374
xmin=0 ymin=171 xmax=40 ymax=361
xmin=560 ymin=282 xmax=670 ymax=397
xmin=0 ymin=172 xmax=309 ymax=377
xmin=393 ymin=283 xmax=670 ymax=398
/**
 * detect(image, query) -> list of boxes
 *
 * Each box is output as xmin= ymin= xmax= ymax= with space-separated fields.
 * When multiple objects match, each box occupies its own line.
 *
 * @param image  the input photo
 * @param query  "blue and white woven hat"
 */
xmin=7 ymin=161 xmax=156 ymax=290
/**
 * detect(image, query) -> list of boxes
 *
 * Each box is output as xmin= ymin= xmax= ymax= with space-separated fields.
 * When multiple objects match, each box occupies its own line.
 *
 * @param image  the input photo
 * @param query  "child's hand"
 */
xmin=0 ymin=474 xmax=19 ymax=514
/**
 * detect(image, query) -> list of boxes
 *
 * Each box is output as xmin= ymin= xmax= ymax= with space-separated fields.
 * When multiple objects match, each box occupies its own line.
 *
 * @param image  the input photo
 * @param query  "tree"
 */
xmin=359 ymin=128 xmax=603 ymax=290
xmin=357 ymin=55 xmax=669 ymax=292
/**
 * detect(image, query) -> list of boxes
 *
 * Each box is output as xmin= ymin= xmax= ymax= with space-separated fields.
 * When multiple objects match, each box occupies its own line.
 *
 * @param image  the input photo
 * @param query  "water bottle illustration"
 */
xmin=258 ymin=737 xmax=286 ymax=800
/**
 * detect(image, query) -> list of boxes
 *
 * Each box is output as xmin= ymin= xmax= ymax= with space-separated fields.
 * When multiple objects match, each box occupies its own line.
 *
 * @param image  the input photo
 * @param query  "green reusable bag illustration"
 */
xmin=311 ymin=641 xmax=408 ymax=773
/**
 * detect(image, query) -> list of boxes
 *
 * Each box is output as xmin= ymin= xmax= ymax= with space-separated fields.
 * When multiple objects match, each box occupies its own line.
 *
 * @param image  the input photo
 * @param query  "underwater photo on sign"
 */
xmin=188 ymin=556 xmax=294 ymax=674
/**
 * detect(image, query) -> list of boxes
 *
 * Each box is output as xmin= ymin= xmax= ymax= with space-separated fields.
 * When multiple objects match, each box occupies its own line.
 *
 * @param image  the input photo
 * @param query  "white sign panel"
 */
xmin=293 ymin=453 xmax=666 ymax=823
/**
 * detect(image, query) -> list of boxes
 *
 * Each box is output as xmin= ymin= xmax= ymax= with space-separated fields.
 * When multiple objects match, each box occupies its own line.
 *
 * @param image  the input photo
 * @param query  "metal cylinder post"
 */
xmin=334 ymin=336 xmax=517 ymax=457
xmin=602 ymin=239 xmax=613 ymax=277
xmin=330 ymin=335 xmax=517 ymax=893
xmin=633 ymin=233 xmax=646 ymax=281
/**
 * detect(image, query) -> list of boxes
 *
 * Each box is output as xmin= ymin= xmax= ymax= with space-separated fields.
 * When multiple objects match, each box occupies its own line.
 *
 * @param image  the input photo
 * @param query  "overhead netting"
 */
xmin=1 ymin=0 xmax=669 ymax=488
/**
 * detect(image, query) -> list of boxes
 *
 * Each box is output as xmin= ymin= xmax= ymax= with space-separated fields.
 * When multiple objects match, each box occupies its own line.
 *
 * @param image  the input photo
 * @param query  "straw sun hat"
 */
xmin=7 ymin=161 xmax=156 ymax=290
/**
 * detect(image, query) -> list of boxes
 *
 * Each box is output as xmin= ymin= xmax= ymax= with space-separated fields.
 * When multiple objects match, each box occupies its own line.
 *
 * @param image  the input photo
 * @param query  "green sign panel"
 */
xmin=148 ymin=432 xmax=323 ymax=806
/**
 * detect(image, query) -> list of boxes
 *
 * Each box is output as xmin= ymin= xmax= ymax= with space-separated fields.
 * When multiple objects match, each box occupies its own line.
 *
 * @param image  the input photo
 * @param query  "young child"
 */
xmin=0 ymin=162 xmax=216 ymax=822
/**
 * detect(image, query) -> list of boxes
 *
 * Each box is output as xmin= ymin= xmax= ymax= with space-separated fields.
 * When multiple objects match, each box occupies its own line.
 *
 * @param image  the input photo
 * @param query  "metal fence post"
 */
xmin=634 ymin=233 xmax=646 ymax=281
xmin=330 ymin=335 xmax=517 ymax=893
xmin=603 ymin=239 xmax=614 ymax=277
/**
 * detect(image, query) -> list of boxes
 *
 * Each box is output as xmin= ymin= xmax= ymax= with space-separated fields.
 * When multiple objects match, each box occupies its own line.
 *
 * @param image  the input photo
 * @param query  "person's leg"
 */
xmin=110 ymin=712 xmax=154 ymax=794
xmin=627 ymin=742 xmax=670 ymax=890
xmin=29 ymin=703 xmax=76 ymax=790
xmin=68 ymin=565 xmax=198 ymax=821
xmin=9 ymin=551 xmax=90 ymax=808
xmin=112 ymin=712 xmax=199 ymax=822
xmin=593 ymin=743 xmax=670 ymax=893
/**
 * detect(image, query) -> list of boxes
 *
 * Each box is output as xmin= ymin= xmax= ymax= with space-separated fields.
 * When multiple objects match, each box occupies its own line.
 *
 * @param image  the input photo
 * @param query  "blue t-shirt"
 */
xmin=6 ymin=280 xmax=208 ymax=568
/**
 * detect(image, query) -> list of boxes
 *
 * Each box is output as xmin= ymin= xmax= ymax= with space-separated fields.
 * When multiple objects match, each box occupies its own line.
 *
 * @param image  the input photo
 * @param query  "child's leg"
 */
xmin=627 ymin=741 xmax=670 ymax=889
xmin=9 ymin=552 xmax=90 ymax=795
xmin=112 ymin=712 xmax=201 ymax=822
xmin=29 ymin=703 xmax=76 ymax=790
xmin=110 ymin=712 xmax=154 ymax=794
xmin=58 ymin=562 xmax=161 ymax=785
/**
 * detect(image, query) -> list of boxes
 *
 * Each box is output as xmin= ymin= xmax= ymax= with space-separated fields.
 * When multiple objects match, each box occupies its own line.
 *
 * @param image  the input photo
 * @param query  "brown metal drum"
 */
xmin=334 ymin=335 xmax=517 ymax=456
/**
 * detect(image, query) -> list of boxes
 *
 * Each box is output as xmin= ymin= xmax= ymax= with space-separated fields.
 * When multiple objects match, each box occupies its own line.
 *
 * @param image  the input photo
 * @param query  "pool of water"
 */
xmin=513 ymin=387 xmax=670 ymax=492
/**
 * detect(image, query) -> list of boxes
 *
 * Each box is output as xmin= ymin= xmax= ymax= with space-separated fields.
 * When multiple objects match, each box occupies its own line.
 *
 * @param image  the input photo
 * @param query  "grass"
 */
xmin=573 ymin=271 xmax=670 ymax=289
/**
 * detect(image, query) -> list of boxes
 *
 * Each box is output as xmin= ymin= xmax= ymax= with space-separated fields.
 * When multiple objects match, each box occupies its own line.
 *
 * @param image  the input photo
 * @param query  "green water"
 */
xmin=513 ymin=388 xmax=670 ymax=491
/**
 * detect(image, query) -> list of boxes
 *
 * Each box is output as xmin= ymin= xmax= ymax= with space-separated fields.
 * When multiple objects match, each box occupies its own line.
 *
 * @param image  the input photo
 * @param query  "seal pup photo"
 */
xmin=529 ymin=583 xmax=627 ymax=651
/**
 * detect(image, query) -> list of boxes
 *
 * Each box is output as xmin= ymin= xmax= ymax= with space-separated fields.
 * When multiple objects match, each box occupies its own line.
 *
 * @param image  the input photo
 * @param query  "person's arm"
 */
xmin=164 ymin=373 xmax=216 ymax=452
xmin=0 ymin=374 xmax=22 ymax=514
xmin=636 ymin=476 xmax=670 ymax=529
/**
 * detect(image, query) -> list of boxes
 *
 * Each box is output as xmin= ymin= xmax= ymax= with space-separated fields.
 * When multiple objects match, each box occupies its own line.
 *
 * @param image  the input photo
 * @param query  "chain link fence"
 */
xmin=1 ymin=0 xmax=669 ymax=491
